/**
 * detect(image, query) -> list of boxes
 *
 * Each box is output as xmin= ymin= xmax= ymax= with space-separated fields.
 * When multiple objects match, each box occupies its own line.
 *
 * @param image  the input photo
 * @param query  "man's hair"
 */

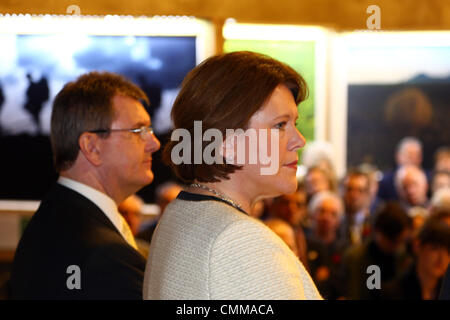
xmin=162 ymin=51 xmax=308 ymax=183
xmin=431 ymin=187 xmax=450 ymax=211
xmin=373 ymin=201 xmax=412 ymax=241
xmin=51 ymin=71 xmax=148 ymax=172
xmin=396 ymin=136 xmax=422 ymax=155
xmin=308 ymin=190 xmax=344 ymax=221
xmin=394 ymin=165 xmax=427 ymax=193
xmin=434 ymin=146 xmax=450 ymax=164
xmin=417 ymin=217 xmax=450 ymax=252
xmin=343 ymin=167 xmax=370 ymax=192
xmin=307 ymin=164 xmax=335 ymax=186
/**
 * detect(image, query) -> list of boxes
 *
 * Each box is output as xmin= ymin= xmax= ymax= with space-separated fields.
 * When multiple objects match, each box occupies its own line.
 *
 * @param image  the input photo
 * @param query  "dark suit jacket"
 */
xmin=382 ymin=264 xmax=443 ymax=300
xmin=439 ymin=265 xmax=450 ymax=300
xmin=10 ymin=183 xmax=146 ymax=300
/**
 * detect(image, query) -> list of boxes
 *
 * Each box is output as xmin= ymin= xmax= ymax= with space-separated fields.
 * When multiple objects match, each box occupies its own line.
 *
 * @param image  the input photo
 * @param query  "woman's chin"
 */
xmin=274 ymin=178 xmax=298 ymax=196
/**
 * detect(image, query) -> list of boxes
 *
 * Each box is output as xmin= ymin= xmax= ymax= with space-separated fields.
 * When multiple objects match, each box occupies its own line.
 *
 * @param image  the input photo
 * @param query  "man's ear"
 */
xmin=78 ymin=132 xmax=103 ymax=166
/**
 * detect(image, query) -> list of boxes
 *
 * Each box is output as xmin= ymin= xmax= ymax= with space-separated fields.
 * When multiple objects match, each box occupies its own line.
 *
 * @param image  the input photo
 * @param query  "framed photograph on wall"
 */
xmin=0 ymin=14 xmax=215 ymax=200
xmin=330 ymin=31 xmax=450 ymax=175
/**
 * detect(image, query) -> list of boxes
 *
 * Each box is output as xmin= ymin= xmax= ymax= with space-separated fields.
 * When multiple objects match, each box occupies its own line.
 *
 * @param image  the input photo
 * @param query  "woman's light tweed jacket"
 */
xmin=143 ymin=192 xmax=322 ymax=300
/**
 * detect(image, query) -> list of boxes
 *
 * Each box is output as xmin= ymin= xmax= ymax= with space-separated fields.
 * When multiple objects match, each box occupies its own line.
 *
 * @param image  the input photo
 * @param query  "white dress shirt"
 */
xmin=57 ymin=176 xmax=137 ymax=249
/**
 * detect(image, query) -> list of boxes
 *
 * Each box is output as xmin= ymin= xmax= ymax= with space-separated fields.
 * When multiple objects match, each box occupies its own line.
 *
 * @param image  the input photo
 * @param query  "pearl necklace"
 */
xmin=190 ymin=183 xmax=245 ymax=213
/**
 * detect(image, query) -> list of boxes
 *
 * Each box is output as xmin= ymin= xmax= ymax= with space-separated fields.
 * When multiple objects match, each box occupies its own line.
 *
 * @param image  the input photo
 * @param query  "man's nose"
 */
xmin=146 ymin=133 xmax=161 ymax=153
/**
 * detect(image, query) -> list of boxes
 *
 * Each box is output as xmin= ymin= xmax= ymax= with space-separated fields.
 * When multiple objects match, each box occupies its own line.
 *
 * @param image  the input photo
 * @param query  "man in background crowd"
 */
xmin=382 ymin=217 xmax=450 ymax=299
xmin=378 ymin=137 xmax=427 ymax=202
xmin=434 ymin=147 xmax=450 ymax=173
xmin=119 ymin=194 xmax=151 ymax=258
xmin=340 ymin=202 xmax=412 ymax=299
xmin=339 ymin=169 xmax=372 ymax=248
xmin=267 ymin=185 xmax=310 ymax=270
xmin=306 ymin=191 xmax=346 ymax=299
xmin=395 ymin=165 xmax=429 ymax=211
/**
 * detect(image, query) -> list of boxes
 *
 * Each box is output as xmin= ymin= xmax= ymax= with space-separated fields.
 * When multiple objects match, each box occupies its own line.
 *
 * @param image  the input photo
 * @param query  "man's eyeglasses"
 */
xmin=89 ymin=125 xmax=154 ymax=140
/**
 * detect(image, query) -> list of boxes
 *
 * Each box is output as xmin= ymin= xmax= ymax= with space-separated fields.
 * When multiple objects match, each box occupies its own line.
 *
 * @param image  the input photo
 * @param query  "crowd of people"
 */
xmin=120 ymin=132 xmax=450 ymax=300
xmin=259 ymin=138 xmax=450 ymax=299
xmin=122 ymin=137 xmax=450 ymax=300
xmin=5 ymin=51 xmax=450 ymax=300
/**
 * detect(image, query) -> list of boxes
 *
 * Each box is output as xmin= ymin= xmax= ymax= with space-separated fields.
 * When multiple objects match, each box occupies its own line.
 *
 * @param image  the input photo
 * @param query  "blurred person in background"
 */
xmin=119 ymin=194 xmax=144 ymax=236
xmin=136 ymin=181 xmax=182 ymax=244
xmin=359 ymin=163 xmax=383 ymax=215
xmin=267 ymin=184 xmax=309 ymax=270
xmin=118 ymin=194 xmax=150 ymax=257
xmin=431 ymin=170 xmax=450 ymax=196
xmin=249 ymin=200 xmax=266 ymax=219
xmin=382 ymin=217 xmax=450 ymax=300
xmin=306 ymin=191 xmax=346 ymax=299
xmin=339 ymin=169 xmax=372 ymax=248
xmin=434 ymin=147 xmax=450 ymax=172
xmin=395 ymin=165 xmax=429 ymax=211
xmin=429 ymin=188 xmax=450 ymax=216
xmin=378 ymin=137 xmax=429 ymax=202
xmin=265 ymin=218 xmax=299 ymax=257
xmin=304 ymin=166 xmax=335 ymax=203
xmin=429 ymin=208 xmax=450 ymax=227
xmin=407 ymin=206 xmax=429 ymax=236
xmin=340 ymin=201 xmax=412 ymax=299
xmin=301 ymin=140 xmax=338 ymax=191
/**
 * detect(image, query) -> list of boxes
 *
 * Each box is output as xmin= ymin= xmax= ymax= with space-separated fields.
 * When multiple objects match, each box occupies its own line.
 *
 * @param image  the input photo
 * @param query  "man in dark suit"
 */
xmin=10 ymin=72 xmax=160 ymax=299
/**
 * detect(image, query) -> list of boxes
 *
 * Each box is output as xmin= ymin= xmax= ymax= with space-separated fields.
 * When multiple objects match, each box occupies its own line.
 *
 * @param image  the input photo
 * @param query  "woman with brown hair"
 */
xmin=143 ymin=51 xmax=321 ymax=300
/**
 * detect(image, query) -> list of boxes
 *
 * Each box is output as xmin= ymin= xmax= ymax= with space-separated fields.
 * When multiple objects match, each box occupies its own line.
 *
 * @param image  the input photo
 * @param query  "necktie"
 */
xmin=119 ymin=214 xmax=138 ymax=250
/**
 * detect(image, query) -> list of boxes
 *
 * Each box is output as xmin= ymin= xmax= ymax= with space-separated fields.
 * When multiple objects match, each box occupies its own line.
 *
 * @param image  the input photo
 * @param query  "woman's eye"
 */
xmin=274 ymin=121 xmax=287 ymax=129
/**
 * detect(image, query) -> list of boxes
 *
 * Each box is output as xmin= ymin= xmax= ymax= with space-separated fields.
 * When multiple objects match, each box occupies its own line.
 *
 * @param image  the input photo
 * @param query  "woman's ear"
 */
xmin=78 ymin=132 xmax=103 ymax=166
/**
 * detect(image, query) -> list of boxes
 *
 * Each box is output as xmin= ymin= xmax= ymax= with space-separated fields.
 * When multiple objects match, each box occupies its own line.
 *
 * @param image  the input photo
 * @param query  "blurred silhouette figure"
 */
xmin=382 ymin=217 xmax=450 ymax=300
xmin=136 ymin=181 xmax=182 ymax=244
xmin=434 ymin=147 xmax=450 ymax=172
xmin=306 ymin=191 xmax=346 ymax=299
xmin=304 ymin=166 xmax=335 ymax=203
xmin=265 ymin=218 xmax=299 ymax=257
xmin=118 ymin=195 xmax=150 ymax=258
xmin=249 ymin=200 xmax=265 ymax=219
xmin=378 ymin=137 xmax=428 ymax=202
xmin=340 ymin=169 xmax=372 ymax=248
xmin=302 ymin=141 xmax=338 ymax=192
xmin=359 ymin=163 xmax=383 ymax=216
xmin=395 ymin=165 xmax=429 ymax=211
xmin=340 ymin=202 xmax=413 ymax=299
xmin=267 ymin=186 xmax=309 ymax=270
xmin=431 ymin=170 xmax=450 ymax=197
xmin=24 ymin=73 xmax=49 ymax=134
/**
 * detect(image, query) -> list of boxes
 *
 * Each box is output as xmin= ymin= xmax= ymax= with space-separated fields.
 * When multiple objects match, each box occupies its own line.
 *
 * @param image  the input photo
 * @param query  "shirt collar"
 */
xmin=57 ymin=176 xmax=124 ymax=236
